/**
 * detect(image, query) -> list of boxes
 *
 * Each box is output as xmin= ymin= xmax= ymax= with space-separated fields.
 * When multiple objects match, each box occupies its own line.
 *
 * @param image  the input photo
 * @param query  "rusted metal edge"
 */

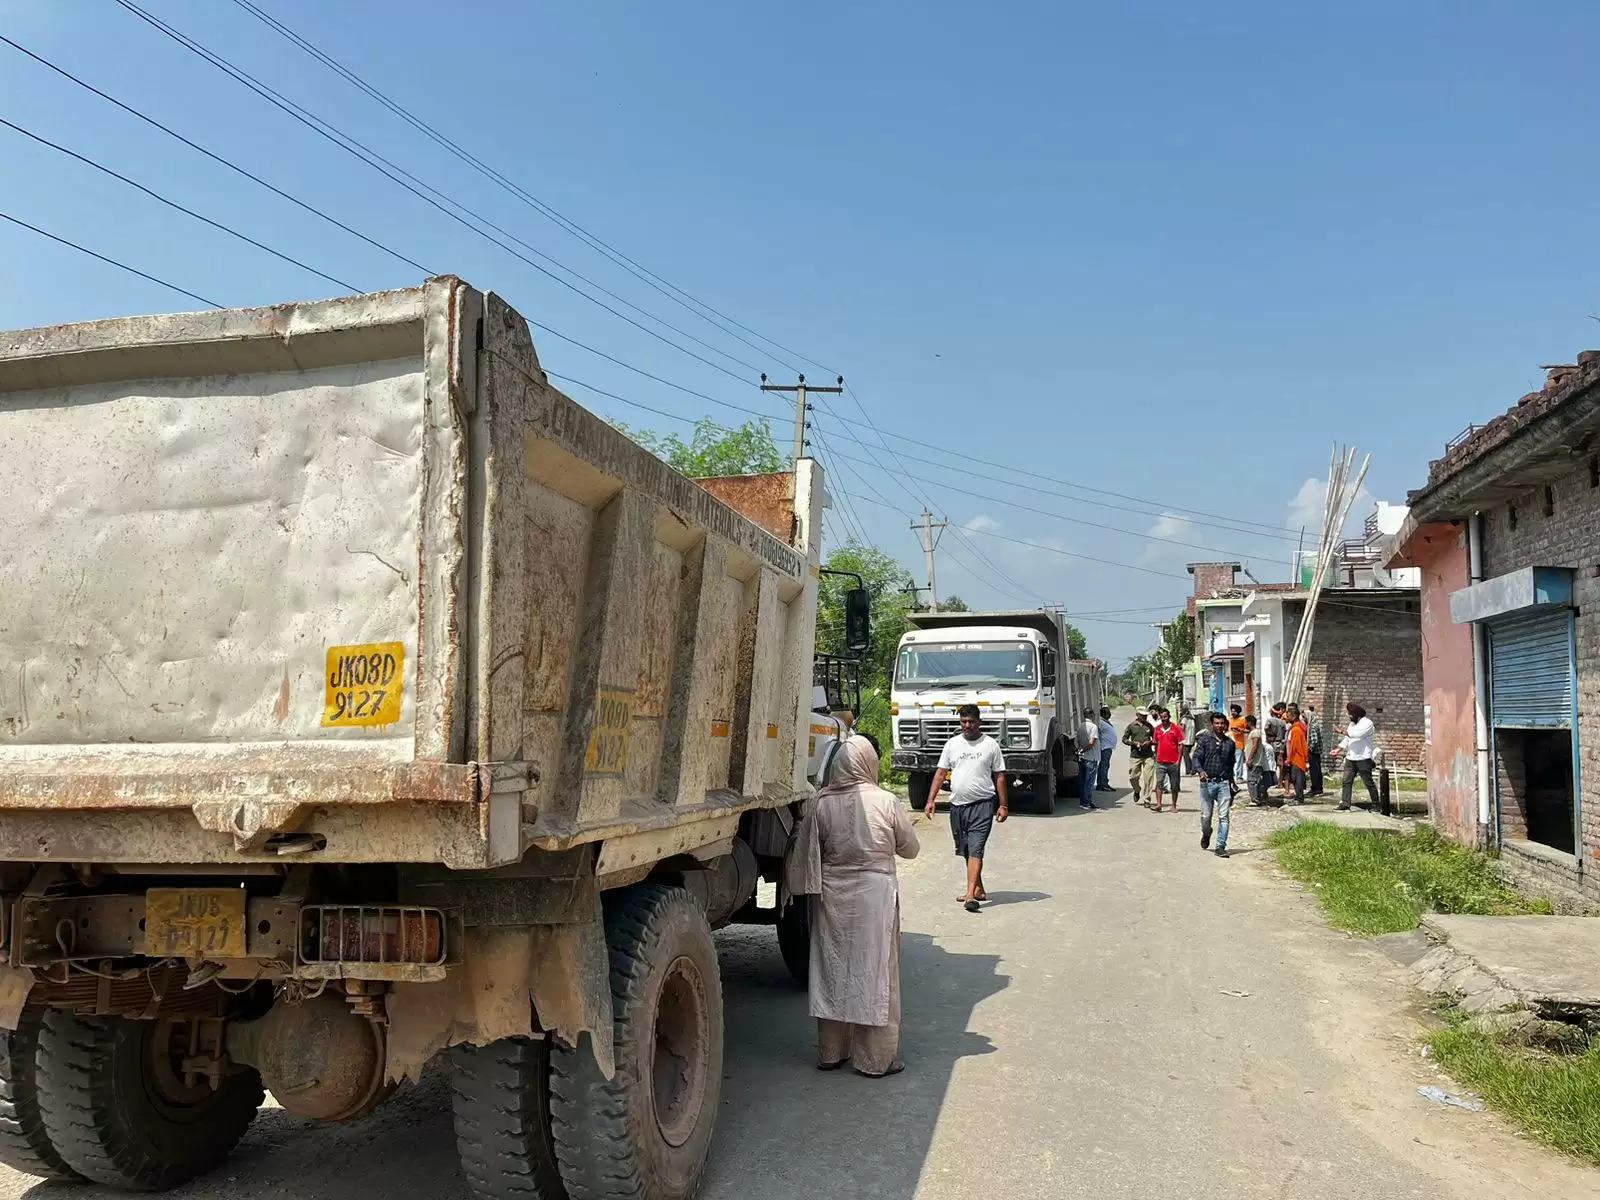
xmin=523 ymin=785 xmax=799 ymax=852
xmin=0 ymin=761 xmax=479 ymax=811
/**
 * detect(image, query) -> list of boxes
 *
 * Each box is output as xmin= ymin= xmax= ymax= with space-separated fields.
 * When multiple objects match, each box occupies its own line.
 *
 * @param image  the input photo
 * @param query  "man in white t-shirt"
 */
xmin=924 ymin=704 xmax=1009 ymax=912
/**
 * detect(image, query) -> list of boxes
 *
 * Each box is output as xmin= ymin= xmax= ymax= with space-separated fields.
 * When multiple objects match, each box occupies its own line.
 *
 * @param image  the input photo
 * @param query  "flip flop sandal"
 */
xmin=817 ymin=1059 xmax=847 ymax=1071
xmin=964 ymin=899 xmax=981 ymax=913
xmin=855 ymin=1061 xmax=906 ymax=1078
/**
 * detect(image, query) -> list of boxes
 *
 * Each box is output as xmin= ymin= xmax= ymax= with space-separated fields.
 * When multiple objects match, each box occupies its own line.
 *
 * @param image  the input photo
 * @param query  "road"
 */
xmin=3 ymin=709 xmax=1594 ymax=1199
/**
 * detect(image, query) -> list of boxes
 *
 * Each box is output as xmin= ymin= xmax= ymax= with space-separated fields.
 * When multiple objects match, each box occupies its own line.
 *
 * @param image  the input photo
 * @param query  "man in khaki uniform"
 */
xmin=1121 ymin=709 xmax=1156 ymax=803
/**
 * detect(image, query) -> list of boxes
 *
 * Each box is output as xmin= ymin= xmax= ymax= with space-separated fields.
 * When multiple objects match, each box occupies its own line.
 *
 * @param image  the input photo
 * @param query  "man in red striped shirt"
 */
xmin=1150 ymin=707 xmax=1185 ymax=813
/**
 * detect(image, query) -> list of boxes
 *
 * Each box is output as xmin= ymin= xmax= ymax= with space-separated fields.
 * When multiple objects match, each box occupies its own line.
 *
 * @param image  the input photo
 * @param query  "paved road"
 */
xmin=3 ymin=710 xmax=1594 ymax=1199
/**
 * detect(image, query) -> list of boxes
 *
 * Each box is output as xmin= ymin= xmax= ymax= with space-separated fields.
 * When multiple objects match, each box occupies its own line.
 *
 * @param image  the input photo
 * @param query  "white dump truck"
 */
xmin=0 ymin=278 xmax=868 ymax=1199
xmin=889 ymin=610 xmax=1104 ymax=813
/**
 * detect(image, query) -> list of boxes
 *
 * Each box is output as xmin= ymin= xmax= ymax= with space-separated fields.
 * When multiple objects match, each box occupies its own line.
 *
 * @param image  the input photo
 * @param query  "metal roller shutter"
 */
xmin=1488 ymin=610 xmax=1574 ymax=729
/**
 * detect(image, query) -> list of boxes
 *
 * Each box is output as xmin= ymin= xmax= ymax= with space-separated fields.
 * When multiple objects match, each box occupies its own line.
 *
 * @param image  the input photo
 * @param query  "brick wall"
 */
xmin=1283 ymin=596 xmax=1426 ymax=771
xmin=1189 ymin=562 xmax=1240 ymax=596
xmin=1495 ymin=730 xmax=1528 ymax=842
xmin=1478 ymin=455 xmax=1600 ymax=905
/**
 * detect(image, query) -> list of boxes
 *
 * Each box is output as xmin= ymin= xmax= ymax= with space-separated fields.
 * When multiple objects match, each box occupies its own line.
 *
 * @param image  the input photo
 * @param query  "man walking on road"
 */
xmin=1096 ymin=706 xmax=1117 ymax=793
xmin=1334 ymin=702 xmax=1380 ymax=811
xmin=1122 ymin=709 xmax=1155 ymax=804
xmin=1193 ymin=712 xmax=1238 ymax=857
xmin=925 ymin=704 xmax=1009 ymax=912
xmin=1150 ymin=707 xmax=1185 ymax=812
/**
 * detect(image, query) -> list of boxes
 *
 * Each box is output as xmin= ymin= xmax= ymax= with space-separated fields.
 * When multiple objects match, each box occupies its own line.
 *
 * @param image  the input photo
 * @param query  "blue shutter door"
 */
xmin=1488 ymin=611 xmax=1574 ymax=729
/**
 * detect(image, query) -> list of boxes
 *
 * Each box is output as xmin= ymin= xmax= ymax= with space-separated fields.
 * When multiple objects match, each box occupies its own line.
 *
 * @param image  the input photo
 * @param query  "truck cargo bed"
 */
xmin=0 ymin=278 xmax=821 ymax=868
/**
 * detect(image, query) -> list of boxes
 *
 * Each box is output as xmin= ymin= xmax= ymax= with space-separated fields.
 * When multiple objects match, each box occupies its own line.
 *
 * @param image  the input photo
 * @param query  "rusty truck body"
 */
xmin=0 ymin=278 xmax=837 ymax=1199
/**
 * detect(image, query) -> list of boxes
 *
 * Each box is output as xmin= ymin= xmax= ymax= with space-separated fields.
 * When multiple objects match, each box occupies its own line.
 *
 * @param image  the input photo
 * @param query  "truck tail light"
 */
xmin=300 ymin=906 xmax=447 ymax=966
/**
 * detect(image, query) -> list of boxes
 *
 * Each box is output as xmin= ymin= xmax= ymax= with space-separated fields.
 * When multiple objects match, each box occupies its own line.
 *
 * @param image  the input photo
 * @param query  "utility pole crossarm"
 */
xmin=759 ymin=373 xmax=844 ymax=465
xmin=910 ymin=508 xmax=949 ymax=612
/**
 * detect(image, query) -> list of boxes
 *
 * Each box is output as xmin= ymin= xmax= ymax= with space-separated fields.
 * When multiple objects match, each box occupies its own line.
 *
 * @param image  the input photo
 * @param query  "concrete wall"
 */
xmin=1478 ymin=455 xmax=1600 ymax=906
xmin=1407 ymin=525 xmax=1480 ymax=846
xmin=1283 ymin=596 xmax=1426 ymax=771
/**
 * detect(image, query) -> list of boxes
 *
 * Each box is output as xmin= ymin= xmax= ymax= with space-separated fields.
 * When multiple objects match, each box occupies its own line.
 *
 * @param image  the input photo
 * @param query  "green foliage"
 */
xmin=856 ymin=686 xmax=897 ymax=783
xmin=1428 ymin=1021 xmax=1600 ymax=1164
xmin=817 ymin=543 xmax=917 ymax=693
xmin=612 ymin=417 xmax=782 ymax=478
xmin=1063 ymin=622 xmax=1088 ymax=660
xmin=1267 ymin=822 xmax=1553 ymax=935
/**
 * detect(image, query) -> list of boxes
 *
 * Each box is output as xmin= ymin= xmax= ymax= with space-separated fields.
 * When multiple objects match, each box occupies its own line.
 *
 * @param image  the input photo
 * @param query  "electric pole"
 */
xmin=900 ymin=581 xmax=933 ymax=611
xmin=910 ymin=508 xmax=948 ymax=612
xmin=759 ymin=373 xmax=844 ymax=464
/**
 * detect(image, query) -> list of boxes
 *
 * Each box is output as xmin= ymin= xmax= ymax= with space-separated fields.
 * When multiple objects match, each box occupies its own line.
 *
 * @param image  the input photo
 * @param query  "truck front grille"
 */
xmin=915 ymin=716 xmax=1006 ymax=746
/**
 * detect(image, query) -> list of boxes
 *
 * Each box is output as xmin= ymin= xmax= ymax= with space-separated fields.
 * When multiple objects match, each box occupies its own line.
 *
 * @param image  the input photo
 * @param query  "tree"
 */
xmin=612 ymin=417 xmax=782 ymax=478
xmin=816 ymin=543 xmax=917 ymax=694
xmin=1063 ymin=621 xmax=1088 ymax=661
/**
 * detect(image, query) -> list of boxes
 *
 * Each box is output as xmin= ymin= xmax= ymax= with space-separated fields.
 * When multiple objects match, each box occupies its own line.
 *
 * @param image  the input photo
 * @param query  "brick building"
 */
xmin=1399 ymin=353 xmax=1600 ymax=908
xmin=1241 ymin=588 xmax=1425 ymax=771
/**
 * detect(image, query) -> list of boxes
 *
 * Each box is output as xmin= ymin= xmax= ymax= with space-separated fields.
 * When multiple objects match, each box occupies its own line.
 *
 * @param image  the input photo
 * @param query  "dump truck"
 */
xmin=888 ymin=609 xmax=1104 ymax=813
xmin=0 ymin=278 xmax=866 ymax=1199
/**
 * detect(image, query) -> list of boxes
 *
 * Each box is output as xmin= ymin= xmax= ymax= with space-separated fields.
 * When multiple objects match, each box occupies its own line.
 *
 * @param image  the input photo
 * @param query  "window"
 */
xmin=895 ymin=642 xmax=1038 ymax=689
xmin=1508 ymin=503 xmax=1518 ymax=530
xmin=1544 ymin=485 xmax=1555 ymax=517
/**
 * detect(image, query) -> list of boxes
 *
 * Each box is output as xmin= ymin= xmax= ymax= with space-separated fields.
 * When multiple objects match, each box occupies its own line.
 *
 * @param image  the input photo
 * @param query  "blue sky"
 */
xmin=3 ymin=0 xmax=1598 ymax=665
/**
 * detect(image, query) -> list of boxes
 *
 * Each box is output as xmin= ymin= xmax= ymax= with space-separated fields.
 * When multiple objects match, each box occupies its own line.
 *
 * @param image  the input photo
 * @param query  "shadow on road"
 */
xmin=706 ymin=925 xmax=1004 ymax=1200
xmin=978 ymin=890 xmax=1050 ymax=906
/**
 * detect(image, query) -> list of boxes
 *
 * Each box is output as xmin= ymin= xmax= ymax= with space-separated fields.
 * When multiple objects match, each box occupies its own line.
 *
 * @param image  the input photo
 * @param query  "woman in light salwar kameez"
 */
xmin=793 ymin=735 xmax=919 ymax=1077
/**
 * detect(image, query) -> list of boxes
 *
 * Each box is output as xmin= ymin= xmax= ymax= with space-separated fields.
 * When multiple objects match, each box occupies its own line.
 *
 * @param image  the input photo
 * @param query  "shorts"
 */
xmin=1155 ymin=762 xmax=1181 ymax=793
xmin=950 ymin=797 xmax=998 ymax=859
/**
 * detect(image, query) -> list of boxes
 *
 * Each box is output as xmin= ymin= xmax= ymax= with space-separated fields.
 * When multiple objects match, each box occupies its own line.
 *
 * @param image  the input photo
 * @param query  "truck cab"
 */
xmin=889 ymin=610 xmax=1102 ymax=813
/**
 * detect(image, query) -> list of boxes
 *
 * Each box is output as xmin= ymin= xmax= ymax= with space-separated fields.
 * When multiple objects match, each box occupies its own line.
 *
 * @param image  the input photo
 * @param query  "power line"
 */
xmin=0 ymin=210 xmax=223 ymax=309
xmin=111 ymin=0 xmax=780 ymax=387
xmin=821 ymin=438 xmax=1270 ymax=559
xmin=0 ymin=33 xmax=433 ymax=277
xmin=224 ymin=0 xmax=825 ymax=377
xmin=0 ymin=115 xmax=358 ymax=291
xmin=837 ymin=488 xmax=1189 ymax=580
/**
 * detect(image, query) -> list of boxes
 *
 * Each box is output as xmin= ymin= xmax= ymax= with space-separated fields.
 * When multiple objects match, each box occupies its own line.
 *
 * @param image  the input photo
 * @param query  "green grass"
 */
xmin=1267 ymin=822 xmax=1552 ymax=934
xmin=1428 ymin=1017 xmax=1600 ymax=1164
xmin=1393 ymin=775 xmax=1429 ymax=793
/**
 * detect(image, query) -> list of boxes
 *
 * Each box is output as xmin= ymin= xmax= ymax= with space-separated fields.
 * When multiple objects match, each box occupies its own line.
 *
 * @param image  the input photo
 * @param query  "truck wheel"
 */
xmin=36 ymin=1012 xmax=262 ymax=1191
xmin=452 ymin=1037 xmax=565 ymax=1200
xmin=907 ymin=771 xmax=933 ymax=812
xmin=0 ymin=1012 xmax=76 ymax=1180
xmin=775 ymin=896 xmax=810 ymax=987
xmin=549 ymin=884 xmax=722 ymax=1200
xmin=1033 ymin=756 xmax=1057 ymax=814
xmin=1053 ymin=749 xmax=1074 ymax=798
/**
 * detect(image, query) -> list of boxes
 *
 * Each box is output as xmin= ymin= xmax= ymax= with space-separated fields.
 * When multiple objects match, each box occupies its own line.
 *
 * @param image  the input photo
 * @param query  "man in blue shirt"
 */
xmin=1095 ymin=706 xmax=1117 ymax=792
xmin=1192 ymin=712 xmax=1239 ymax=858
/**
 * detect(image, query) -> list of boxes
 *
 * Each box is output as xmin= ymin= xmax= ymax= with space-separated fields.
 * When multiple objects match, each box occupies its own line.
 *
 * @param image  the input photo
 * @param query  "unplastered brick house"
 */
xmin=1394 ymin=353 xmax=1600 ymax=908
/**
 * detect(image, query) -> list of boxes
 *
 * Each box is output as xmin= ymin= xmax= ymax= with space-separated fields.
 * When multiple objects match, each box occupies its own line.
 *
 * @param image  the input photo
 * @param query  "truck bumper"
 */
xmin=891 ymin=749 xmax=1049 ymax=774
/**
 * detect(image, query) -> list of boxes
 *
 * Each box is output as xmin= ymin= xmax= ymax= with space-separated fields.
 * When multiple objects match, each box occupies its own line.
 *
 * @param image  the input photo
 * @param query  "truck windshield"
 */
xmin=895 ymin=642 xmax=1038 ymax=689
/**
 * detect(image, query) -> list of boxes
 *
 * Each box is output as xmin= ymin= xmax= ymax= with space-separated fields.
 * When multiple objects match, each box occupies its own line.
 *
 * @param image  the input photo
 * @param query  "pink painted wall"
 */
xmin=1398 ymin=524 xmax=1479 ymax=844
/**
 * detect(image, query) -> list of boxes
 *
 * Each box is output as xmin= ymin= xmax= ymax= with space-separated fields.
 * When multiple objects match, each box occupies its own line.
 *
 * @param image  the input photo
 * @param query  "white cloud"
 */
xmin=1286 ymin=475 xmax=1373 ymax=538
xmin=961 ymin=513 xmax=1001 ymax=534
xmin=1138 ymin=510 xmax=1197 ymax=565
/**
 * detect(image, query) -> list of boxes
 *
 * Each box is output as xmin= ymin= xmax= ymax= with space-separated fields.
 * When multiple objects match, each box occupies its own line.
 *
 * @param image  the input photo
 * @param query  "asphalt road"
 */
xmin=3 ymin=710 xmax=1594 ymax=1199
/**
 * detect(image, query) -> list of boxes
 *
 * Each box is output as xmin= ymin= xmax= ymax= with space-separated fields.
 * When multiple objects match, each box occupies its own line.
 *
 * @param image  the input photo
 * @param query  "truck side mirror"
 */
xmin=843 ymin=587 xmax=871 ymax=655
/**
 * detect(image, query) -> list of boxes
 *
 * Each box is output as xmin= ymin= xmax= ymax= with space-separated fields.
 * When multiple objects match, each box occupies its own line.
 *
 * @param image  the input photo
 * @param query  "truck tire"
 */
xmin=907 ymin=771 xmax=933 ymax=813
xmin=1053 ymin=744 xmax=1074 ymax=799
xmin=1032 ymin=754 xmax=1057 ymax=815
xmin=549 ymin=884 xmax=722 ymax=1200
xmin=0 ymin=1012 xmax=76 ymax=1181
xmin=775 ymin=896 xmax=810 ymax=987
xmin=35 ymin=1012 xmax=262 ymax=1192
xmin=452 ymin=1037 xmax=566 ymax=1200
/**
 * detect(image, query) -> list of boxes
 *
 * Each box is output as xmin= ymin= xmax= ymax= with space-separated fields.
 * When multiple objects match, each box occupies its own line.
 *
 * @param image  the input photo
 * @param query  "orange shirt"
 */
xmin=1228 ymin=716 xmax=1248 ymax=749
xmin=1287 ymin=720 xmax=1309 ymax=770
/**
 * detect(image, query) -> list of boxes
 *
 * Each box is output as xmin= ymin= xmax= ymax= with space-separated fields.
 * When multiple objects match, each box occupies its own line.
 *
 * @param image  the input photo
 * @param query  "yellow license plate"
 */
xmin=144 ymin=889 xmax=247 ymax=959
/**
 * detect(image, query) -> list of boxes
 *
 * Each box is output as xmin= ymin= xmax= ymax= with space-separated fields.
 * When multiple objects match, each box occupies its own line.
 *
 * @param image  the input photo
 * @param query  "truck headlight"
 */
xmin=898 ymin=723 xmax=919 ymax=747
xmin=1007 ymin=729 xmax=1032 ymax=749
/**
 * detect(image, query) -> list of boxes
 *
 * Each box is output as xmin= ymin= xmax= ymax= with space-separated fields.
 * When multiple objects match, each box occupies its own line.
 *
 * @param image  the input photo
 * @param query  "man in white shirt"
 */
xmin=1095 ymin=706 xmax=1118 ymax=793
xmin=1077 ymin=708 xmax=1100 ymax=809
xmin=1333 ymin=701 xmax=1380 ymax=810
xmin=925 ymin=704 xmax=1009 ymax=912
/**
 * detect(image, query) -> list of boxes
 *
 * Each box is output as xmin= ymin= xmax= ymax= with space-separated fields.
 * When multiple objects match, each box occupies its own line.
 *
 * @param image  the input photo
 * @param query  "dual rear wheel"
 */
xmin=452 ymin=883 xmax=724 ymax=1200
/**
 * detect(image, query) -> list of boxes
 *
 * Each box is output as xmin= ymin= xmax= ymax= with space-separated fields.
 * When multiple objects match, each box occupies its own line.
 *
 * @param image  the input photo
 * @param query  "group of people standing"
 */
xmin=1225 ymin=700 xmax=1381 ymax=810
